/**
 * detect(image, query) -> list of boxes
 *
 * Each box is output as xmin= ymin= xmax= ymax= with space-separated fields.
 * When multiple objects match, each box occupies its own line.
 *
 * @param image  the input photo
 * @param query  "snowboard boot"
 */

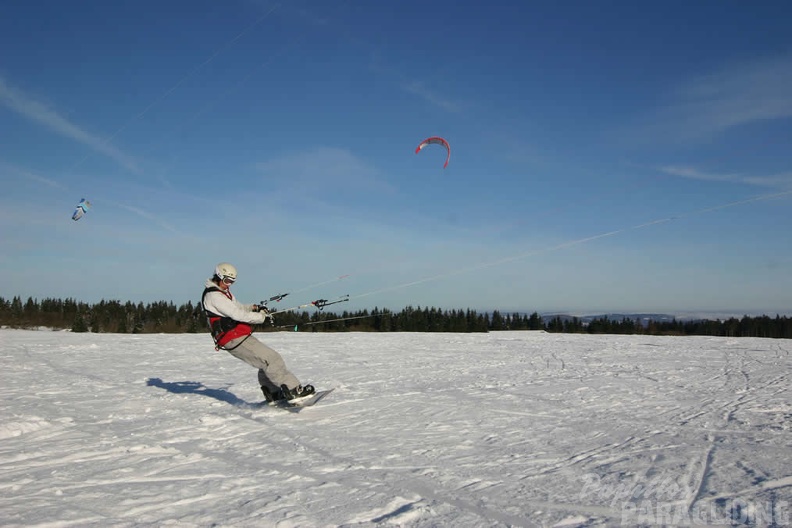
xmin=299 ymin=384 xmax=316 ymax=398
xmin=280 ymin=384 xmax=315 ymax=400
xmin=261 ymin=386 xmax=285 ymax=403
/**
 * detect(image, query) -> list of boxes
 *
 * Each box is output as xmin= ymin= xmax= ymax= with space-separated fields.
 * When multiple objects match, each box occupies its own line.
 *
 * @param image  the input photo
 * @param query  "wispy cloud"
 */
xmin=114 ymin=203 xmax=183 ymax=235
xmin=660 ymin=165 xmax=741 ymax=182
xmin=402 ymin=80 xmax=462 ymax=113
xmin=659 ymin=165 xmax=792 ymax=189
xmin=0 ymin=161 xmax=67 ymax=190
xmin=740 ymin=172 xmax=792 ymax=188
xmin=635 ymin=54 xmax=792 ymax=142
xmin=0 ymin=76 xmax=141 ymax=174
xmin=255 ymin=146 xmax=394 ymax=193
xmin=674 ymin=55 xmax=792 ymax=131
xmin=365 ymin=47 xmax=462 ymax=114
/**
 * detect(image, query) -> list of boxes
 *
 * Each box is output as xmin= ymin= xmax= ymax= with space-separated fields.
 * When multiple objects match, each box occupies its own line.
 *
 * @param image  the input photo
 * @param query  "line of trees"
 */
xmin=539 ymin=314 xmax=792 ymax=339
xmin=1 ymin=296 xmax=791 ymax=338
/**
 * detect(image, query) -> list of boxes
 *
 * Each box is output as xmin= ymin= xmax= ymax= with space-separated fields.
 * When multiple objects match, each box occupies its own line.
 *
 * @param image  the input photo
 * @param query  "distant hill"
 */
xmin=537 ymin=311 xmax=790 ymax=327
xmin=541 ymin=313 xmax=691 ymax=327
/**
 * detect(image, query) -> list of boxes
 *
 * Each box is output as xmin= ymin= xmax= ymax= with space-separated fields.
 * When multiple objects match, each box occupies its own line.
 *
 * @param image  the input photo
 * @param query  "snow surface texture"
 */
xmin=1 ymin=329 xmax=791 ymax=527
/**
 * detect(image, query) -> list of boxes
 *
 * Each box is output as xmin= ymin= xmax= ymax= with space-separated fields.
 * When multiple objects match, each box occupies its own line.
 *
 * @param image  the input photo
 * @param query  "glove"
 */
xmin=256 ymin=305 xmax=274 ymax=324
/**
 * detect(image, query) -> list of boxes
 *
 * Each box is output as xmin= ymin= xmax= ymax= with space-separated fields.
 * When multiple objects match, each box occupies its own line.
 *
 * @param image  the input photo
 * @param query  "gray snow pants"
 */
xmin=224 ymin=335 xmax=301 ymax=393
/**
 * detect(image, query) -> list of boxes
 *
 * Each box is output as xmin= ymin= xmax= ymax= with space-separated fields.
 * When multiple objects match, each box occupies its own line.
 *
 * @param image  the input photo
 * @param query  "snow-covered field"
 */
xmin=1 ymin=329 xmax=791 ymax=527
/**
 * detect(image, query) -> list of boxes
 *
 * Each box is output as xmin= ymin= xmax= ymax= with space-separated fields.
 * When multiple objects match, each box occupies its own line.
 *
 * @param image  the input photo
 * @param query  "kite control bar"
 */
xmin=259 ymin=293 xmax=289 ymax=307
xmin=267 ymin=294 xmax=350 ymax=314
xmin=311 ymin=295 xmax=350 ymax=310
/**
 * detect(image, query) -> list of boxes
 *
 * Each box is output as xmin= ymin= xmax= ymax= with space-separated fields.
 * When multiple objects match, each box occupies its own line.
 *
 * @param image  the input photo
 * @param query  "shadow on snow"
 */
xmin=146 ymin=377 xmax=255 ymax=406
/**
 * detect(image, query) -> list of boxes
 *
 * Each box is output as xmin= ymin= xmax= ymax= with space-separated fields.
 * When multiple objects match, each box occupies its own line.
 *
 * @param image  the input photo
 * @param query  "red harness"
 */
xmin=202 ymin=286 xmax=252 ymax=349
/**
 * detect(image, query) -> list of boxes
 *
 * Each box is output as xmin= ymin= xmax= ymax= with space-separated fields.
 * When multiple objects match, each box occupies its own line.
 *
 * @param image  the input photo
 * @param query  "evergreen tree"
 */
xmin=547 ymin=316 xmax=564 ymax=333
xmin=10 ymin=296 xmax=23 ymax=323
xmin=490 ymin=310 xmax=506 ymax=331
xmin=527 ymin=312 xmax=543 ymax=330
xmin=71 ymin=315 xmax=89 ymax=333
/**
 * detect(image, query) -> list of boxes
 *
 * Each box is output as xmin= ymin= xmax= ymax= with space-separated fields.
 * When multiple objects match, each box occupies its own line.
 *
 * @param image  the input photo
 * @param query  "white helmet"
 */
xmin=215 ymin=262 xmax=237 ymax=282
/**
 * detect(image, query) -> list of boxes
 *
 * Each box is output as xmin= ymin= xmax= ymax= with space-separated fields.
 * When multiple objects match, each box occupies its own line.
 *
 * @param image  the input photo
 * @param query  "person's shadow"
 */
xmin=146 ymin=378 xmax=254 ymax=406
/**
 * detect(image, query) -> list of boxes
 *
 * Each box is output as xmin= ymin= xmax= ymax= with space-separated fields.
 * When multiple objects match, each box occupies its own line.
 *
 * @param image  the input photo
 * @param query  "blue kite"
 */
xmin=72 ymin=198 xmax=91 ymax=221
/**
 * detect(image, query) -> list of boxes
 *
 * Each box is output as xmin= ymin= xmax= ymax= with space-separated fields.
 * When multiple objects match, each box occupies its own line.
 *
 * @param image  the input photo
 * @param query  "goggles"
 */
xmin=221 ymin=276 xmax=236 ymax=285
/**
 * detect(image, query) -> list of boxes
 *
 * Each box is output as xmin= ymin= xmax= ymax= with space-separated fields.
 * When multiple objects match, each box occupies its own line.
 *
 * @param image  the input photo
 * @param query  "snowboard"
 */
xmin=269 ymin=388 xmax=335 ymax=412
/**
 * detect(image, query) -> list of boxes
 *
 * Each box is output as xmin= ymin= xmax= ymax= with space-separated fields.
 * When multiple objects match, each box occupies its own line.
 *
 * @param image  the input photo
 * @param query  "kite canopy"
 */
xmin=415 ymin=136 xmax=450 ymax=168
xmin=72 ymin=198 xmax=91 ymax=221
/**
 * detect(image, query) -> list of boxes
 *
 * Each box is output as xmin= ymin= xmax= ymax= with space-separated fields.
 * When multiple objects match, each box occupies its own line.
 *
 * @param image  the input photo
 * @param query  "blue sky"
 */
xmin=2 ymin=0 xmax=791 ymax=316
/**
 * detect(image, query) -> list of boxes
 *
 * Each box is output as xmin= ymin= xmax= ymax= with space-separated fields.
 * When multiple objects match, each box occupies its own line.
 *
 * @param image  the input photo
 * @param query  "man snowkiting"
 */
xmin=201 ymin=262 xmax=315 ymax=402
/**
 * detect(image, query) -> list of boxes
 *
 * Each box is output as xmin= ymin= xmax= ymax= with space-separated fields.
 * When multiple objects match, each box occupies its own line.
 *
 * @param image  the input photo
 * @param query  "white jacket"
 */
xmin=202 ymin=279 xmax=271 ymax=325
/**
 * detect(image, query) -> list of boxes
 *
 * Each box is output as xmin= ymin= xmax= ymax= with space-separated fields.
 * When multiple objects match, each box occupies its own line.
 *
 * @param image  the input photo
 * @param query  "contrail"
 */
xmin=352 ymin=190 xmax=792 ymax=300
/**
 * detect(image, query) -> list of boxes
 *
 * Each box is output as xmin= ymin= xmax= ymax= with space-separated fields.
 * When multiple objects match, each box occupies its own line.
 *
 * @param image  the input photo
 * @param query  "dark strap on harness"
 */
xmin=201 ymin=286 xmax=223 ymax=317
xmin=201 ymin=286 xmax=248 ymax=350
